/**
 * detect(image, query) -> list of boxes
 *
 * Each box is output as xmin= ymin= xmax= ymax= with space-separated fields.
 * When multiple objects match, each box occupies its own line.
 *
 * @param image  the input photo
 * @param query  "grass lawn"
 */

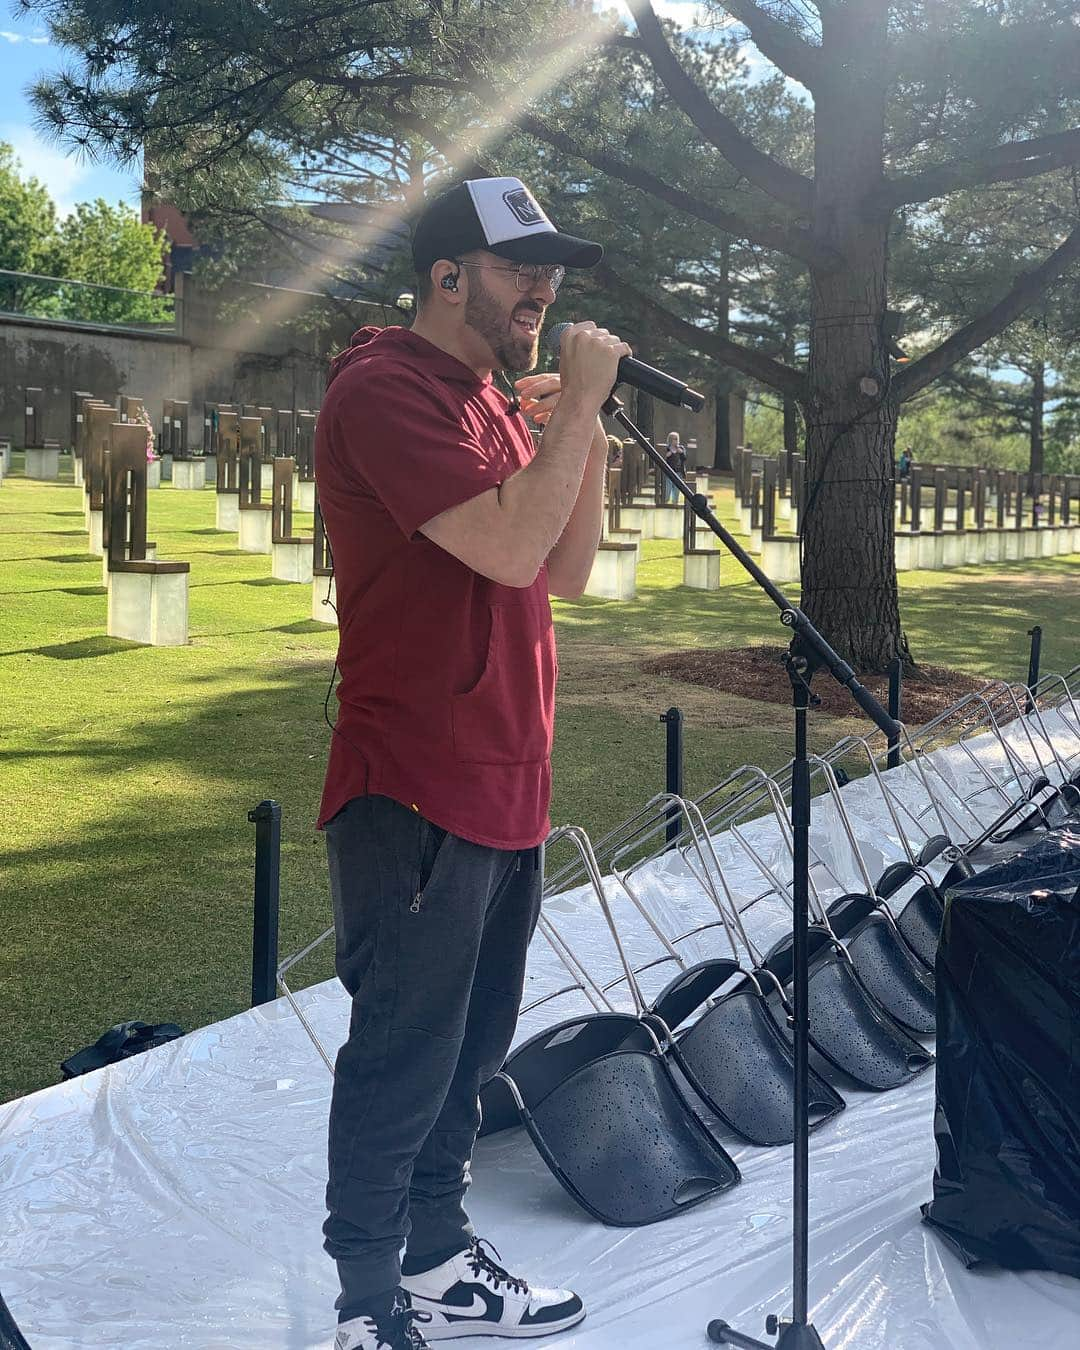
xmin=2 ymin=460 xmax=1078 ymax=1102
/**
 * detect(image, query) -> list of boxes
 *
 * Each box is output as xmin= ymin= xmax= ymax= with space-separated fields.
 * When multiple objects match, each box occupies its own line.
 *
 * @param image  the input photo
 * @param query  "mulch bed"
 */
xmin=641 ymin=645 xmax=986 ymax=724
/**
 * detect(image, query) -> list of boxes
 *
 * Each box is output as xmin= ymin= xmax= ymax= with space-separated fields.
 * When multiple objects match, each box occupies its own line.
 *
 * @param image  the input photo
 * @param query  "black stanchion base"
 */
xmin=707 ymin=1318 xmax=826 ymax=1349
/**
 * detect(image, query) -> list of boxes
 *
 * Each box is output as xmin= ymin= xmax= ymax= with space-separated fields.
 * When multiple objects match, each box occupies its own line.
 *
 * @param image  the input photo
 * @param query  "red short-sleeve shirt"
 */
xmin=314 ymin=326 xmax=557 ymax=850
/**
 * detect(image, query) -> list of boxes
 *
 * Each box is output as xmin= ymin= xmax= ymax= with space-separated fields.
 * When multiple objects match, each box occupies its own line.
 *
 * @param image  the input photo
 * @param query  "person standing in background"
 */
xmin=662 ymin=431 xmax=687 ymax=503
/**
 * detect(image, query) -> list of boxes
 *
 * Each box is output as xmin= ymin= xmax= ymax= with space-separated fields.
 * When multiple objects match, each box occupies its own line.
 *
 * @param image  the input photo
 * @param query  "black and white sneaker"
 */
xmin=401 ymin=1238 xmax=585 ymax=1340
xmin=334 ymin=1289 xmax=432 ymax=1349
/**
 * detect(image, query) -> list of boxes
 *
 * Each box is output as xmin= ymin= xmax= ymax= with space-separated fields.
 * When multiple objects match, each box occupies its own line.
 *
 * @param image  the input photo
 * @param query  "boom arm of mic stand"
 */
xmin=603 ymin=396 xmax=900 ymax=741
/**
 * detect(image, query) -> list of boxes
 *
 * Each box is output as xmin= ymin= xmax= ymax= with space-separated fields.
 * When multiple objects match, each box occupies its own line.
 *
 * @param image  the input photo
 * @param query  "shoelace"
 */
xmin=400 ymin=1306 xmax=431 ymax=1349
xmin=373 ymin=1294 xmax=431 ymax=1349
xmin=467 ymin=1237 xmax=529 ymax=1297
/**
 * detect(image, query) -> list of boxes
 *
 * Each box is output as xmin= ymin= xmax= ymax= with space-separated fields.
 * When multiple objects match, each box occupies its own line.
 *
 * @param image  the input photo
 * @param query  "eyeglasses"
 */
xmin=453 ymin=260 xmax=566 ymax=294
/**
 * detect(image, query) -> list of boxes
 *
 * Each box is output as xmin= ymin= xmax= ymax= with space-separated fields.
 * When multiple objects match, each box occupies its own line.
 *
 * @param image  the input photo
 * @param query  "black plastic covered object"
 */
xmin=921 ymin=833 xmax=1080 ymax=1276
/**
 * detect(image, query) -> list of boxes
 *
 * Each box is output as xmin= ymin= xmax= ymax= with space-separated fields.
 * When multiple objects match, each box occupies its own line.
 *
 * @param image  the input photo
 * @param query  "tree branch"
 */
xmin=626 ymin=0 xmax=814 ymax=211
xmin=876 ymin=127 xmax=1080 ymax=209
xmin=373 ymin=98 xmax=836 ymax=267
xmin=717 ymin=0 xmax=825 ymax=91
xmin=511 ymin=112 xmax=837 ymax=270
xmin=596 ymin=260 xmax=809 ymax=400
xmin=893 ymin=221 xmax=1080 ymax=403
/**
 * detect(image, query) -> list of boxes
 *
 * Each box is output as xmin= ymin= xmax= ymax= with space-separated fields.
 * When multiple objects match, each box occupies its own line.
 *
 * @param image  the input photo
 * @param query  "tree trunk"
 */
xmin=635 ymin=388 xmax=655 ymax=443
xmin=713 ymin=239 xmax=733 ymax=472
xmin=1029 ymin=360 xmax=1045 ymax=478
xmin=801 ymin=3 xmax=906 ymax=674
xmin=714 ymin=384 xmax=732 ymax=471
xmin=782 ymin=335 xmax=799 ymax=475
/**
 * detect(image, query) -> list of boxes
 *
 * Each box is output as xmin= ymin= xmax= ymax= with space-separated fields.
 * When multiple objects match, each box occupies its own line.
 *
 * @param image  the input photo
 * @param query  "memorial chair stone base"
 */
xmin=684 ymin=550 xmax=721 ymax=590
xmin=172 ymin=459 xmax=206 ymax=490
xmin=202 ymin=453 xmax=217 ymax=484
xmin=260 ymin=462 xmax=275 ymax=492
xmin=653 ymin=504 xmax=684 ymax=539
xmin=312 ymin=574 xmax=337 ymax=624
xmin=88 ymin=508 xmax=104 ymax=556
xmin=216 ymin=493 xmax=240 ymax=531
xmin=147 ymin=460 xmax=162 ymax=489
xmin=107 ymin=564 xmax=189 ymax=646
xmin=917 ymin=532 xmax=945 ymax=569
xmin=238 ymin=505 xmax=273 ymax=553
xmin=296 ymin=477 xmax=316 ymax=512
xmin=941 ymin=533 xmax=965 ymax=567
xmin=160 ymin=452 xmax=173 ymax=481
xmin=272 ymin=540 xmax=313 ymax=583
xmin=1003 ymin=530 xmax=1023 ymax=561
xmin=609 ymin=527 xmax=642 ymax=556
xmin=618 ymin=504 xmax=655 ymax=538
xmin=760 ymin=537 xmax=800 ymax=584
xmin=0 ymin=439 xmax=10 ymax=475
xmin=26 ymin=442 xmax=61 ymax=480
xmin=585 ymin=541 xmax=636 ymax=600
xmin=73 ymin=456 xmax=85 ymax=489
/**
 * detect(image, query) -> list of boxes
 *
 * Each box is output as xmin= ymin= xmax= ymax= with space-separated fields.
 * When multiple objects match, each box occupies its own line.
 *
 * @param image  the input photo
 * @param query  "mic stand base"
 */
xmin=707 ymin=1319 xmax=826 ymax=1349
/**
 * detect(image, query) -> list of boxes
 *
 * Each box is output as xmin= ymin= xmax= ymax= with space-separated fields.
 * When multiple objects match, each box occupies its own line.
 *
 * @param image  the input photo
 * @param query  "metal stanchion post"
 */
xmin=249 ymin=799 xmax=282 ymax=1008
xmin=661 ymin=707 xmax=684 ymax=848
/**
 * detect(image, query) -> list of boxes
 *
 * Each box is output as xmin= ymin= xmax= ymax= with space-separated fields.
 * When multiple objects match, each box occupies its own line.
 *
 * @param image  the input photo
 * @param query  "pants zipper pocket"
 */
xmin=410 ymin=892 xmax=423 ymax=914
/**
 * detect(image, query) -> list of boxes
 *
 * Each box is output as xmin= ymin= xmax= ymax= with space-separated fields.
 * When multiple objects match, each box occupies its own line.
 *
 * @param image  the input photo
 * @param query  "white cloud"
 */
xmin=1 ymin=29 xmax=49 ymax=45
xmin=2 ymin=124 xmax=101 ymax=218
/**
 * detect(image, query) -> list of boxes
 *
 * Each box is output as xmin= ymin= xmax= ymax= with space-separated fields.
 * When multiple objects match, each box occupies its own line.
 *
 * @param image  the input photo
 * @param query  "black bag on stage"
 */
xmin=921 ymin=834 xmax=1080 ymax=1276
xmin=60 ymin=1020 xmax=184 ymax=1080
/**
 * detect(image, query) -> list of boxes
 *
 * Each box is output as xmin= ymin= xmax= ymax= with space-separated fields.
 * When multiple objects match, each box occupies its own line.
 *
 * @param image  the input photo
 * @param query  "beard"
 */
xmin=464 ymin=273 xmax=541 ymax=373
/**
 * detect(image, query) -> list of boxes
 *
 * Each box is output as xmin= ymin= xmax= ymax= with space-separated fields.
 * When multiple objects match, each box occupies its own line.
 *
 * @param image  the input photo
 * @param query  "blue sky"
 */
xmin=0 ymin=14 xmax=140 ymax=217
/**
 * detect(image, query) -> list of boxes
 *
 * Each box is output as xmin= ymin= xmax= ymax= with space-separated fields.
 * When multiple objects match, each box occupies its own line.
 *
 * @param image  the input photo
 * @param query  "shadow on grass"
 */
xmin=0 ymin=584 xmax=103 ymax=596
xmin=244 ymin=577 xmax=294 ymax=588
xmin=275 ymin=620 xmax=333 ymax=634
xmin=189 ymin=528 xmax=230 ymax=536
xmin=4 ymin=558 xmax=1080 ymax=1101
xmin=40 ymin=553 xmax=99 ymax=565
xmin=0 ymin=636 xmax=143 ymax=660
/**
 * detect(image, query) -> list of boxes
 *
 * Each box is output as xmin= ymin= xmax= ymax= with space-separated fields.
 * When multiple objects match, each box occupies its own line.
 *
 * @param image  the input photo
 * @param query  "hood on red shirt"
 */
xmin=326 ymin=326 xmax=384 ymax=388
xmin=325 ymin=325 xmax=492 ymax=391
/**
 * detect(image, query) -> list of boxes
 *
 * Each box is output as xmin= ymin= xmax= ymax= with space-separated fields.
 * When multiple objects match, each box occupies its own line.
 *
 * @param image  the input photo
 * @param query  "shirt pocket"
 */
xmin=451 ymin=599 xmax=554 ymax=765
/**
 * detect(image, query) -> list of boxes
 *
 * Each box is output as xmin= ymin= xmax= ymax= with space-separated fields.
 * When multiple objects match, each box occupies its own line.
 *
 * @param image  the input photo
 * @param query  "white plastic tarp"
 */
xmin=3 ymin=710 xmax=1080 ymax=1349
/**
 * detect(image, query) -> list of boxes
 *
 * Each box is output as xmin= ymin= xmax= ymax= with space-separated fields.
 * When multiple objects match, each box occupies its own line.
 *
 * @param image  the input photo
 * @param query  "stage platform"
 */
xmin=3 ymin=713 xmax=1079 ymax=1349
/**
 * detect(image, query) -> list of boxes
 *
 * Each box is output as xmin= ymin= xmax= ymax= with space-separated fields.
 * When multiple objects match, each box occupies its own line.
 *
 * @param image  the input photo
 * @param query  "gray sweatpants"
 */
xmin=323 ymin=795 xmax=543 ymax=1321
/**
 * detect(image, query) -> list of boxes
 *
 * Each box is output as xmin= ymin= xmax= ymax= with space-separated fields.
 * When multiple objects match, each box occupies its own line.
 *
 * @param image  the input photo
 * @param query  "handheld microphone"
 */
xmin=546 ymin=322 xmax=705 ymax=412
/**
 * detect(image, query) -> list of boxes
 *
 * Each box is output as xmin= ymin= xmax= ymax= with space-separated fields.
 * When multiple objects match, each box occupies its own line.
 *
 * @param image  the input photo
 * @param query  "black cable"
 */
xmin=318 ymin=536 xmax=383 ymax=767
xmin=498 ymin=371 xmax=521 ymax=416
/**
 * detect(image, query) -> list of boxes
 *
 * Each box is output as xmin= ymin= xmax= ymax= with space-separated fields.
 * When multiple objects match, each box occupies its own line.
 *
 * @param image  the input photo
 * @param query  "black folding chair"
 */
xmin=486 ymin=825 xmax=741 ymax=1226
xmin=704 ymin=769 xmax=934 ymax=1091
xmin=604 ymin=794 xmax=845 ymax=1146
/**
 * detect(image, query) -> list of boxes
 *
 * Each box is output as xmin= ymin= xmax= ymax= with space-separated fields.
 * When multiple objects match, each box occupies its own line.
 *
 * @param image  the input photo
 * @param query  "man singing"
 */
xmin=314 ymin=177 xmax=630 ymax=1350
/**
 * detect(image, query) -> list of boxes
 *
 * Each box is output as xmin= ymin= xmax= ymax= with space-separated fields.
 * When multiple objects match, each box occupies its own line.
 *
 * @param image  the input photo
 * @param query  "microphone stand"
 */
xmin=602 ymin=394 xmax=900 ymax=1350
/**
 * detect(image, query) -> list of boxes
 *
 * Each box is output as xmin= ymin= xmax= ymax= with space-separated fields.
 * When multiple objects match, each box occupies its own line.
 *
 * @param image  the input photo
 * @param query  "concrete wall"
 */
xmin=0 ymin=276 xmax=370 ymax=448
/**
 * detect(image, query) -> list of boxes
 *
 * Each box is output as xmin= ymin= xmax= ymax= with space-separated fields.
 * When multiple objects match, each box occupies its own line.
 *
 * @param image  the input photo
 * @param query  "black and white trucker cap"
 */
xmin=411 ymin=176 xmax=603 ymax=273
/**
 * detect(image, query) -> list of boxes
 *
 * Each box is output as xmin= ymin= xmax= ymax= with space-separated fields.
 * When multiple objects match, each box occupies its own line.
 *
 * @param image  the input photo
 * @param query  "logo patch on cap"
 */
xmin=502 ymin=187 xmax=543 ymax=227
xmin=465 ymin=176 xmax=556 ymax=245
